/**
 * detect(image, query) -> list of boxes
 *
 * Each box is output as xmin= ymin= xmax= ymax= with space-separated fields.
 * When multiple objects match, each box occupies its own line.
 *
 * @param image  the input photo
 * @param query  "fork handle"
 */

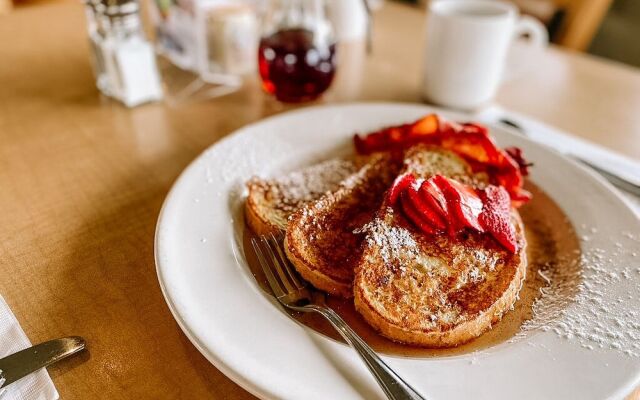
xmin=307 ymin=305 xmax=426 ymax=400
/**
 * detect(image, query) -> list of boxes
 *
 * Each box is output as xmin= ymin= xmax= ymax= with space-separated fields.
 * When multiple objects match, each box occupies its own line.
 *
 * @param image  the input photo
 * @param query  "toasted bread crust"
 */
xmin=247 ymin=143 xmax=529 ymax=348
xmin=285 ymin=235 xmax=352 ymax=297
xmin=244 ymin=159 xmax=357 ymax=234
xmin=245 ymin=189 xmax=280 ymax=235
xmin=354 ymin=213 xmax=527 ymax=347
xmin=285 ymin=154 xmax=401 ymax=298
xmin=353 ymin=145 xmax=528 ymax=347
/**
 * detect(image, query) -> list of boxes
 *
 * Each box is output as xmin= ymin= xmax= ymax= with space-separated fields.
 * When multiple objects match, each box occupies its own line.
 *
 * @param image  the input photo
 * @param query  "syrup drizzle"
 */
xmin=242 ymin=181 xmax=580 ymax=357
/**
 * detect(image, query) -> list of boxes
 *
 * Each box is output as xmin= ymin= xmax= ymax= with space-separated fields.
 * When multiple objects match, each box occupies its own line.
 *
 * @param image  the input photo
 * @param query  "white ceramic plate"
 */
xmin=155 ymin=103 xmax=640 ymax=400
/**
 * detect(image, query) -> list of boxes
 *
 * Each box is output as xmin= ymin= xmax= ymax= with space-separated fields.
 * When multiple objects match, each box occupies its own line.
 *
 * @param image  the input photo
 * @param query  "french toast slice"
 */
xmin=354 ymin=145 xmax=527 ymax=347
xmin=245 ymin=158 xmax=358 ymax=235
xmin=285 ymin=153 xmax=402 ymax=298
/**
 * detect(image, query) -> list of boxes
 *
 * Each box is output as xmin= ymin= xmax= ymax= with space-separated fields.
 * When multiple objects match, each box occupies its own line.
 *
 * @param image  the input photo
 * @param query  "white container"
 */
xmin=422 ymin=0 xmax=547 ymax=110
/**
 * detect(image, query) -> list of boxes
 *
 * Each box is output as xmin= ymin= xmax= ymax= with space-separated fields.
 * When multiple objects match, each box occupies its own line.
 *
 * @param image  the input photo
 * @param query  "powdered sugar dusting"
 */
xmin=514 ymin=227 xmax=640 ymax=357
xmin=358 ymin=208 xmax=420 ymax=265
xmin=273 ymin=159 xmax=356 ymax=204
xmin=246 ymin=158 xmax=357 ymax=230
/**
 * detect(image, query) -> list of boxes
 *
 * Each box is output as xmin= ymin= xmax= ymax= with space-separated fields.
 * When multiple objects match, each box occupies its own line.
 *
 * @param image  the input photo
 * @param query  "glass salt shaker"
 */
xmin=84 ymin=0 xmax=163 ymax=107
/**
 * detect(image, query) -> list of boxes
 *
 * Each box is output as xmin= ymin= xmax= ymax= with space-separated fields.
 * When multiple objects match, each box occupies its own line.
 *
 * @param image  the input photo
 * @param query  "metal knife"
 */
xmin=499 ymin=118 xmax=640 ymax=197
xmin=0 ymin=336 xmax=86 ymax=389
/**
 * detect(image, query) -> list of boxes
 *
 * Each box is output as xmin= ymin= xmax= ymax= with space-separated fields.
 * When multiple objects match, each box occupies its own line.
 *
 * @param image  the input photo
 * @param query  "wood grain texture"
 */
xmin=0 ymin=1 xmax=638 ymax=399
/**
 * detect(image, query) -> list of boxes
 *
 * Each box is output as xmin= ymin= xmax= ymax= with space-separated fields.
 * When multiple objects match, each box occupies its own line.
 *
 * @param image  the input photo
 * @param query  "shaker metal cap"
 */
xmin=100 ymin=0 xmax=139 ymax=15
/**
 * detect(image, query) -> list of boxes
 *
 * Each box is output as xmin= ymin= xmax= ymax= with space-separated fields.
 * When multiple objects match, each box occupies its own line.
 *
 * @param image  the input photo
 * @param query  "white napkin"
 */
xmin=0 ymin=295 xmax=58 ymax=400
xmin=477 ymin=105 xmax=640 ymax=215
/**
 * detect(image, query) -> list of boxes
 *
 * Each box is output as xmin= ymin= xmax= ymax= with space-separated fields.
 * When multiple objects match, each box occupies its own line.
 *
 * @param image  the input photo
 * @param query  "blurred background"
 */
xmin=3 ymin=0 xmax=637 ymax=68
xmin=1 ymin=0 xmax=639 ymax=399
xmin=425 ymin=0 xmax=638 ymax=67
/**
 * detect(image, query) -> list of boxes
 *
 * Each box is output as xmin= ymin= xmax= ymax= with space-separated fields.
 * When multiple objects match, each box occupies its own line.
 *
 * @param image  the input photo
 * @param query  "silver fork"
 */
xmin=251 ymin=233 xmax=426 ymax=400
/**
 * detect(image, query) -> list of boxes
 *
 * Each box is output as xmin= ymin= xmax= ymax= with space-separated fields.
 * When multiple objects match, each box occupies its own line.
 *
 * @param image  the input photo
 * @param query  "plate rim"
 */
xmin=155 ymin=101 xmax=640 ymax=400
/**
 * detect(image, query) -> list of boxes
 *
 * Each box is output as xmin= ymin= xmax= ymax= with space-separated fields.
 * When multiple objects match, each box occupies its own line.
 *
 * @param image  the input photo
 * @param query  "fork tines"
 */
xmin=251 ymin=233 xmax=308 ymax=303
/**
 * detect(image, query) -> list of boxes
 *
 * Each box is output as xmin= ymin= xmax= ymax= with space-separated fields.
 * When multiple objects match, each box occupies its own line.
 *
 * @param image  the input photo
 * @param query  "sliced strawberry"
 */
xmin=406 ymin=185 xmax=447 ymax=231
xmin=505 ymin=146 xmax=532 ymax=176
xmin=353 ymin=124 xmax=413 ymax=154
xmin=461 ymin=122 xmax=490 ymax=137
xmin=451 ymin=180 xmax=485 ymax=233
xmin=353 ymin=114 xmax=532 ymax=208
xmin=353 ymin=134 xmax=369 ymax=154
xmin=479 ymin=185 xmax=518 ymax=253
xmin=409 ymin=114 xmax=440 ymax=136
xmin=400 ymin=191 xmax=436 ymax=235
xmin=509 ymin=189 xmax=532 ymax=208
xmin=387 ymin=173 xmax=416 ymax=205
xmin=439 ymin=119 xmax=463 ymax=135
xmin=420 ymin=179 xmax=448 ymax=219
xmin=432 ymin=175 xmax=484 ymax=233
xmin=354 ymin=130 xmax=394 ymax=154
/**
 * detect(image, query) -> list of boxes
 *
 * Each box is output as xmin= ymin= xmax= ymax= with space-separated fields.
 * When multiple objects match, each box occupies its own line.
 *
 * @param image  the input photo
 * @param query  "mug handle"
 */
xmin=514 ymin=15 xmax=548 ymax=47
xmin=503 ymin=15 xmax=548 ymax=82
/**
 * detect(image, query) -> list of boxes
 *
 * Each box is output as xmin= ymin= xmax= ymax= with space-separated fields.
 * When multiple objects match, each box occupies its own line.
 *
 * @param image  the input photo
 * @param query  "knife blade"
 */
xmin=498 ymin=118 xmax=640 ymax=197
xmin=0 ymin=336 xmax=85 ymax=389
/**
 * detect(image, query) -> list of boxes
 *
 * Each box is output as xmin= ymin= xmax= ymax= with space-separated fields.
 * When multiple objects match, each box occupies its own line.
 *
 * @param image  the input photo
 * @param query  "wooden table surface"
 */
xmin=0 ymin=1 xmax=639 ymax=399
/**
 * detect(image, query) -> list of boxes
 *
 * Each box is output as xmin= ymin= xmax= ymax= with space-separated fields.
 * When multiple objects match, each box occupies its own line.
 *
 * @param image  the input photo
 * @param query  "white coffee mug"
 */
xmin=422 ymin=0 xmax=548 ymax=110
